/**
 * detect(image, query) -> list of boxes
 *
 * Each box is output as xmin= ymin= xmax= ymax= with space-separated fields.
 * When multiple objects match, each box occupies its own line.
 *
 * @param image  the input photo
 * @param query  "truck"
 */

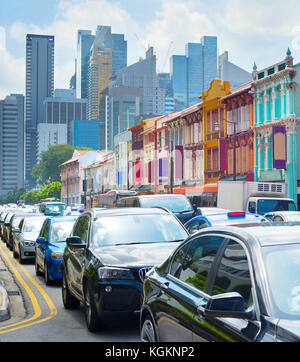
xmin=217 ymin=181 xmax=297 ymax=215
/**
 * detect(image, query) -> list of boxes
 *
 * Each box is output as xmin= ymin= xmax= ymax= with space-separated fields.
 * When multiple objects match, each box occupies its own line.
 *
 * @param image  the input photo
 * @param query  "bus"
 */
xmin=39 ymin=201 xmax=66 ymax=216
xmin=173 ymin=184 xmax=218 ymax=208
xmin=92 ymin=190 xmax=138 ymax=208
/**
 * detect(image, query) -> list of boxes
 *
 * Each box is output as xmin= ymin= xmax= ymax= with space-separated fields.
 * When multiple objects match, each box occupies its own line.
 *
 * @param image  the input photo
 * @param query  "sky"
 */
xmin=1 ymin=0 xmax=300 ymax=99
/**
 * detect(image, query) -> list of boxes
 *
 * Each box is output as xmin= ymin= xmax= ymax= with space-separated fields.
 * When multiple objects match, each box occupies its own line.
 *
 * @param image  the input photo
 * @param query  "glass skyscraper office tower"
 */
xmin=171 ymin=36 xmax=218 ymax=111
xmin=25 ymin=34 xmax=54 ymax=188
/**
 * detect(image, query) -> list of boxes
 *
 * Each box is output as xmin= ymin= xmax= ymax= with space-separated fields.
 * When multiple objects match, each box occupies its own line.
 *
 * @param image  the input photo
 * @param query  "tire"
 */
xmin=62 ymin=269 xmax=80 ymax=309
xmin=84 ymin=282 xmax=102 ymax=332
xmin=13 ymin=242 xmax=18 ymax=258
xmin=18 ymin=248 xmax=24 ymax=264
xmin=44 ymin=262 xmax=52 ymax=285
xmin=141 ymin=315 xmax=158 ymax=342
xmin=35 ymin=256 xmax=42 ymax=276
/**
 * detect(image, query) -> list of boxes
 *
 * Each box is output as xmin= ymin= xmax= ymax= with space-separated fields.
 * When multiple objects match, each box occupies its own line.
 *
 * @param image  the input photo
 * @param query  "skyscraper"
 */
xmin=76 ymin=30 xmax=95 ymax=99
xmin=171 ymin=36 xmax=218 ymax=111
xmin=25 ymin=34 xmax=54 ymax=188
xmin=0 ymin=94 xmax=25 ymax=195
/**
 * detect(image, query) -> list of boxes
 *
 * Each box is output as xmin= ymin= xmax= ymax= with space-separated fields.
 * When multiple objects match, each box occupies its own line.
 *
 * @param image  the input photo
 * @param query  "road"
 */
xmin=0 ymin=239 xmax=140 ymax=342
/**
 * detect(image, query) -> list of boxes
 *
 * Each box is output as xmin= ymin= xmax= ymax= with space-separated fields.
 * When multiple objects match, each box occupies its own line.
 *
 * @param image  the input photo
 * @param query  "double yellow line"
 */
xmin=0 ymin=241 xmax=57 ymax=334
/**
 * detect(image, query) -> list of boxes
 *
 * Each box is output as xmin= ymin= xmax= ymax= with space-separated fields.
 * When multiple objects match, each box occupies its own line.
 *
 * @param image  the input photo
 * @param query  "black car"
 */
xmin=62 ymin=207 xmax=189 ymax=332
xmin=116 ymin=194 xmax=200 ymax=224
xmin=141 ymin=223 xmax=300 ymax=342
xmin=6 ymin=213 xmax=26 ymax=250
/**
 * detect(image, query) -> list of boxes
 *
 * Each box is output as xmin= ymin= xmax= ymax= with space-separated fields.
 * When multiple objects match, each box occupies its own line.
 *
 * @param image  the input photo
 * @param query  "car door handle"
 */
xmin=160 ymin=282 xmax=170 ymax=291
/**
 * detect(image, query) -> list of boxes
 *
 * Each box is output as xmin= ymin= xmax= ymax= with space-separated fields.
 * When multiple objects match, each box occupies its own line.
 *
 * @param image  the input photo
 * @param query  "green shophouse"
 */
xmin=252 ymin=50 xmax=300 ymax=207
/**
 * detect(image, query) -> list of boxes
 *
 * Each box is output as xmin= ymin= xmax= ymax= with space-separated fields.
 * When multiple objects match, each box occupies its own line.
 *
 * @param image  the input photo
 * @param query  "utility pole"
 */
xmin=170 ymin=139 xmax=174 ymax=194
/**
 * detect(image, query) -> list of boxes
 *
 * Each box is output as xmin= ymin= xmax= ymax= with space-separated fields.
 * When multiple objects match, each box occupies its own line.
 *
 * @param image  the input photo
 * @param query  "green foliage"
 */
xmin=18 ymin=182 xmax=62 ymax=205
xmin=0 ymin=187 xmax=26 ymax=205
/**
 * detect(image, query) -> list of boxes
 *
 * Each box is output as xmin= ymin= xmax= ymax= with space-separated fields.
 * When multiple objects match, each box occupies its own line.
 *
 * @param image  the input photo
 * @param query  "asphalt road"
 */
xmin=0 ymin=239 xmax=140 ymax=342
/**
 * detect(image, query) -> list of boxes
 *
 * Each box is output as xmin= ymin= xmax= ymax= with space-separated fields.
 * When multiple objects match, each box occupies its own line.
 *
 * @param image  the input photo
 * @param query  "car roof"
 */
xmin=89 ymin=207 xmax=171 ymax=217
xmin=48 ymin=216 xmax=78 ymax=223
xmin=195 ymin=223 xmax=300 ymax=248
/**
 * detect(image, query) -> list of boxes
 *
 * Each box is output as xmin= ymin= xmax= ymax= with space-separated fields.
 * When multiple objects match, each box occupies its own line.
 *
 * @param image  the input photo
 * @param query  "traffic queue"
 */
xmin=1 ymin=191 xmax=300 ymax=342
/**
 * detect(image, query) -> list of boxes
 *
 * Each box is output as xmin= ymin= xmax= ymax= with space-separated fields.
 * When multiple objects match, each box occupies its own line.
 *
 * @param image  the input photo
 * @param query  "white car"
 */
xmin=264 ymin=211 xmax=300 ymax=223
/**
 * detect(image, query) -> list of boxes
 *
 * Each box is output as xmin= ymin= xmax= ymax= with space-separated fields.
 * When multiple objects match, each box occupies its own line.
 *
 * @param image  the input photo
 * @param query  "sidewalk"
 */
xmin=0 ymin=276 xmax=10 ymax=322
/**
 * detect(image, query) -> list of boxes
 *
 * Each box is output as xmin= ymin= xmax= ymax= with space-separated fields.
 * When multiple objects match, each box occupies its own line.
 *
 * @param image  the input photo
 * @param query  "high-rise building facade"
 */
xmin=171 ymin=36 xmax=217 ymax=111
xmin=76 ymin=30 xmax=95 ymax=99
xmin=0 ymin=94 xmax=25 ymax=195
xmin=25 ymin=34 xmax=54 ymax=188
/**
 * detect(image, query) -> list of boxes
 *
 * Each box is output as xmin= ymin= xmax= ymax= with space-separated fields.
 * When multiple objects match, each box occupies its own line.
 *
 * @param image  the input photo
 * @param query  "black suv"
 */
xmin=116 ymin=194 xmax=200 ymax=224
xmin=62 ymin=207 xmax=189 ymax=332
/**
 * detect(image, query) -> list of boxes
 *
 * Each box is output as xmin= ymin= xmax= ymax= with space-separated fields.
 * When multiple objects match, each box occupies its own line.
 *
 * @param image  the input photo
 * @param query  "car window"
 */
xmin=273 ymin=215 xmax=284 ymax=223
xmin=212 ymin=240 xmax=252 ymax=309
xmin=117 ymin=198 xmax=127 ymax=207
xmin=41 ymin=221 xmax=50 ymax=240
xmin=186 ymin=220 xmax=200 ymax=234
xmin=72 ymin=215 xmax=90 ymax=244
xmin=50 ymin=221 xmax=76 ymax=243
xmin=169 ymin=235 xmax=226 ymax=293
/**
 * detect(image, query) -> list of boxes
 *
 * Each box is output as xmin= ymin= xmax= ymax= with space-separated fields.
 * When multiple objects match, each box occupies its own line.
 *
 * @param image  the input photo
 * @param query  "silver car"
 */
xmin=264 ymin=211 xmax=300 ymax=224
xmin=13 ymin=215 xmax=47 ymax=263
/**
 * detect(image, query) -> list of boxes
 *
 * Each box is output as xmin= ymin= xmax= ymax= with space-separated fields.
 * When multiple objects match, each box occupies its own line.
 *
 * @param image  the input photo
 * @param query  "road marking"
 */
xmin=0 ymin=241 xmax=57 ymax=334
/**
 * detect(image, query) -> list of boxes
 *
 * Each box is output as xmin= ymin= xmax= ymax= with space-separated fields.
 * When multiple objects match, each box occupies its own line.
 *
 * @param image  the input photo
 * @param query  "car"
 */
xmin=116 ymin=194 xmax=200 ymax=224
xmin=197 ymin=207 xmax=231 ymax=215
xmin=12 ymin=215 xmax=47 ymax=263
xmin=2 ymin=212 xmax=15 ymax=244
xmin=141 ymin=222 xmax=300 ymax=342
xmin=61 ymin=207 xmax=189 ymax=332
xmin=35 ymin=216 xmax=78 ymax=285
xmin=39 ymin=201 xmax=66 ymax=216
xmin=184 ymin=211 xmax=268 ymax=234
xmin=264 ymin=211 xmax=300 ymax=223
xmin=6 ymin=213 xmax=26 ymax=250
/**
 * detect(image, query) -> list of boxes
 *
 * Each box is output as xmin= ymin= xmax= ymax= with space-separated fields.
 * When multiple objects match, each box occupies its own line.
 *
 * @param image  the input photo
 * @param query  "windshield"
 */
xmin=50 ymin=221 xmax=75 ymax=243
xmin=263 ymin=244 xmax=300 ymax=320
xmin=257 ymin=199 xmax=296 ymax=215
xmin=92 ymin=214 xmax=188 ymax=247
xmin=44 ymin=203 xmax=65 ymax=215
xmin=140 ymin=196 xmax=193 ymax=213
xmin=23 ymin=218 xmax=45 ymax=233
xmin=12 ymin=217 xmax=23 ymax=227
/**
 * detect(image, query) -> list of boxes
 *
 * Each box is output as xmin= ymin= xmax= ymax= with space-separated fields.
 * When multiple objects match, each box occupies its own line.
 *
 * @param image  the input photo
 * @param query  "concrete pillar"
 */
xmin=264 ymin=136 xmax=272 ymax=171
xmin=257 ymin=136 xmax=265 ymax=180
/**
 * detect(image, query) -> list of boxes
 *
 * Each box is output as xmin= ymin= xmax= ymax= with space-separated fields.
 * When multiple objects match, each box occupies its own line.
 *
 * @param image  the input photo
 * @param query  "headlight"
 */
xmin=97 ymin=267 xmax=134 ymax=280
xmin=23 ymin=240 xmax=35 ymax=247
xmin=51 ymin=252 xmax=63 ymax=260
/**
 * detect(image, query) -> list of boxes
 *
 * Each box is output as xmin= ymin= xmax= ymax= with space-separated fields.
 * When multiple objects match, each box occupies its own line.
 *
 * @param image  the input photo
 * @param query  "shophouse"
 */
xmin=221 ymin=82 xmax=254 ymax=181
xmin=200 ymin=79 xmax=231 ymax=185
xmin=252 ymin=50 xmax=300 ymax=205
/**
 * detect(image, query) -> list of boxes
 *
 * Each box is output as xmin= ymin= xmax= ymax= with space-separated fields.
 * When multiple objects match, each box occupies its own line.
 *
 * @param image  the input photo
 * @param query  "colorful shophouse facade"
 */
xmin=252 ymin=50 xmax=300 ymax=205
xmin=200 ymin=79 xmax=230 ymax=185
xmin=221 ymin=82 xmax=254 ymax=181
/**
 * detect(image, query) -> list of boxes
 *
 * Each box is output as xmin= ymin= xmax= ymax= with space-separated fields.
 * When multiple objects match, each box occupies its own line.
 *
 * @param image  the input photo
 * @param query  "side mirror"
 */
xmin=204 ymin=292 xmax=254 ymax=320
xmin=36 ymin=237 xmax=46 ymax=244
xmin=66 ymin=236 xmax=86 ymax=249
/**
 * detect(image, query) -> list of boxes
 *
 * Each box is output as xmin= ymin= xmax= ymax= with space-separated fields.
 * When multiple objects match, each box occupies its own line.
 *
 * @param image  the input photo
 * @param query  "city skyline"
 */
xmin=2 ymin=0 xmax=300 ymax=99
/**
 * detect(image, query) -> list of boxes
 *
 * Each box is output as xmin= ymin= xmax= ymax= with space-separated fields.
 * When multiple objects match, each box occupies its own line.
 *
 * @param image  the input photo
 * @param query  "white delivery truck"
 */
xmin=217 ymin=181 xmax=297 ymax=215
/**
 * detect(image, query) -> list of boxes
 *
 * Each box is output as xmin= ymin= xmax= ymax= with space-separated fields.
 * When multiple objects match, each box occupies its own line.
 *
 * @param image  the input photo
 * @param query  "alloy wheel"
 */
xmin=141 ymin=318 xmax=157 ymax=342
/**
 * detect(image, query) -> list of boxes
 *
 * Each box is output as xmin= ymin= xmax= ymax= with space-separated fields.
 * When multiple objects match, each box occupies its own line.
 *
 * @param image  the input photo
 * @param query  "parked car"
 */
xmin=184 ymin=211 xmax=268 ymax=234
xmin=264 ymin=211 xmax=300 ymax=223
xmin=197 ymin=207 xmax=231 ymax=215
xmin=141 ymin=223 xmax=300 ymax=342
xmin=35 ymin=216 xmax=78 ymax=285
xmin=61 ymin=207 xmax=189 ymax=332
xmin=2 ymin=212 xmax=15 ymax=244
xmin=6 ymin=213 xmax=26 ymax=250
xmin=12 ymin=215 xmax=47 ymax=263
xmin=116 ymin=194 xmax=200 ymax=224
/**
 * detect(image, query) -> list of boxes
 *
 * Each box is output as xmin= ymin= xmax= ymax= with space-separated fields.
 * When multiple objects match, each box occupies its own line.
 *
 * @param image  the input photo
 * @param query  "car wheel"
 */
xmin=141 ymin=315 xmax=158 ymax=342
xmin=18 ymin=248 xmax=24 ymax=264
xmin=84 ymin=282 xmax=102 ymax=332
xmin=35 ymin=256 xmax=42 ymax=276
xmin=13 ymin=242 xmax=18 ymax=258
xmin=44 ymin=262 xmax=52 ymax=285
xmin=62 ymin=269 xmax=80 ymax=309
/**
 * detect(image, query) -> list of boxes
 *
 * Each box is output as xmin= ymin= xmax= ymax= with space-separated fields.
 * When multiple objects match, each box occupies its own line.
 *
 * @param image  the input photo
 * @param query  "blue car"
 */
xmin=185 ymin=211 xmax=269 ymax=234
xmin=35 ymin=216 xmax=78 ymax=285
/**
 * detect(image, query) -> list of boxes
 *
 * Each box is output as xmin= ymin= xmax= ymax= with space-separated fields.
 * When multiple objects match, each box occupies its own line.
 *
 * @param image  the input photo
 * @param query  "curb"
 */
xmin=0 ymin=279 xmax=10 ymax=322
